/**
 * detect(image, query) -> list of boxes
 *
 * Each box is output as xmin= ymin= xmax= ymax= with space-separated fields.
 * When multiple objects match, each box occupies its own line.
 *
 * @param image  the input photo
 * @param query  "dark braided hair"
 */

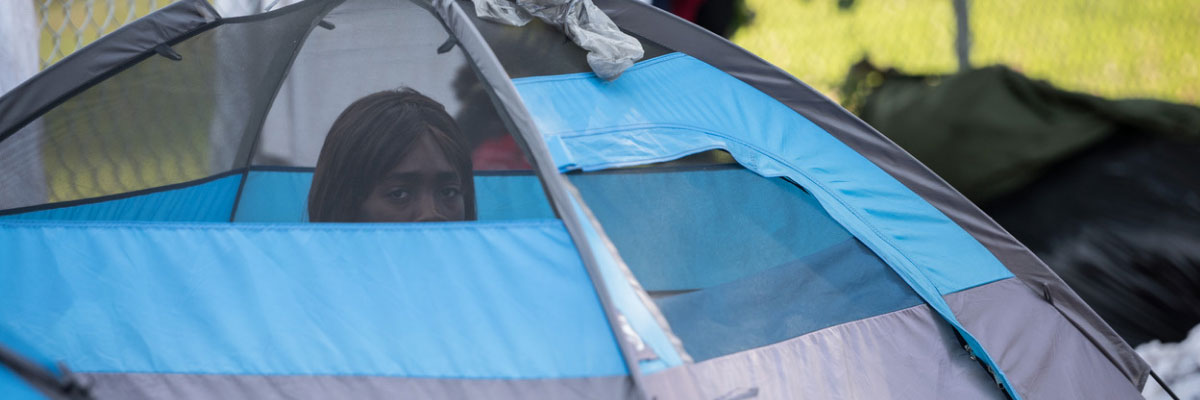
xmin=308 ymin=88 xmax=475 ymax=222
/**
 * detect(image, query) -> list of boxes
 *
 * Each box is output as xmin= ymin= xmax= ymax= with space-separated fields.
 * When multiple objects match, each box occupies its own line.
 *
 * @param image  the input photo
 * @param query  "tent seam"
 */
xmin=0 ymin=219 xmax=565 ymax=231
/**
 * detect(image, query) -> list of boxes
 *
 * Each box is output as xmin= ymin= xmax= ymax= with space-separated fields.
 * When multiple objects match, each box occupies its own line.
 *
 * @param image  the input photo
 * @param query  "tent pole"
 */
xmin=1150 ymin=369 xmax=1181 ymax=400
xmin=428 ymin=1 xmax=667 ymax=398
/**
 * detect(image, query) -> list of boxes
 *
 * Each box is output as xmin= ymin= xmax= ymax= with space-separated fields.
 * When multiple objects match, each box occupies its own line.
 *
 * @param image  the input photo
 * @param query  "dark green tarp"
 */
xmin=845 ymin=62 xmax=1200 ymax=344
xmin=844 ymin=63 xmax=1200 ymax=202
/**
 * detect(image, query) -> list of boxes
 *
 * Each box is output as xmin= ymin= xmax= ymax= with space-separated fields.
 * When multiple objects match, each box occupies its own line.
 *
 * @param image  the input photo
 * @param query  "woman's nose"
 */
xmin=412 ymin=192 xmax=448 ymax=222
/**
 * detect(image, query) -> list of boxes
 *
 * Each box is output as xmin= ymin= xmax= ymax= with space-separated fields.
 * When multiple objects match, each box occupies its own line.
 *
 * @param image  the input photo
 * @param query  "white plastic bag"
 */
xmin=1138 ymin=324 xmax=1200 ymax=399
xmin=473 ymin=0 xmax=644 ymax=80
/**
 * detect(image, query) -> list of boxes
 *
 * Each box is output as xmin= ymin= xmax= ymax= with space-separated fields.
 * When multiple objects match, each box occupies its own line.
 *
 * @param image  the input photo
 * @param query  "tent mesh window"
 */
xmin=568 ymin=152 xmax=925 ymax=362
xmin=0 ymin=0 xmax=553 ymax=223
xmin=0 ymin=23 xmax=236 ymax=211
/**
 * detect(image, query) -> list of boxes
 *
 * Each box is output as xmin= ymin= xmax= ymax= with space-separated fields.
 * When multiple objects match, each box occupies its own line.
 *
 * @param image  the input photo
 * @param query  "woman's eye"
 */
xmin=386 ymin=188 xmax=410 ymax=200
xmin=439 ymin=187 xmax=461 ymax=198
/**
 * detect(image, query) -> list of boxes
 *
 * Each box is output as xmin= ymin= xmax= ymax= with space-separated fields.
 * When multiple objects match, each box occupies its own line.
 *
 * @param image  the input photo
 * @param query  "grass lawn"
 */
xmin=731 ymin=0 xmax=1200 ymax=105
xmin=36 ymin=0 xmax=1199 ymax=106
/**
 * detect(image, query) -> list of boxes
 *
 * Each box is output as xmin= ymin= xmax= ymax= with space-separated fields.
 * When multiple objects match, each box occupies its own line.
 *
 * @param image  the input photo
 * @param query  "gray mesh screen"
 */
xmin=0 ymin=0 xmax=548 ymax=216
xmin=0 ymin=1 xmax=329 ymax=211
xmin=250 ymin=0 xmax=531 ymax=171
xmin=236 ymin=0 xmax=550 ymax=224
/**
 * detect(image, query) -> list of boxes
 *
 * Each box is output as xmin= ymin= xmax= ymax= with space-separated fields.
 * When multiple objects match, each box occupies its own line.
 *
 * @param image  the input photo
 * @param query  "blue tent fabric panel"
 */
xmin=234 ymin=171 xmax=554 ymax=222
xmin=569 ymin=167 xmax=852 ymax=291
xmin=473 ymin=174 xmax=556 ymax=221
xmin=0 ymin=220 xmax=625 ymax=378
xmin=232 ymin=170 xmax=313 ymax=222
xmin=655 ymin=237 xmax=925 ymax=361
xmin=0 ymin=174 xmax=240 ymax=222
xmin=513 ymin=53 xmax=1020 ymax=397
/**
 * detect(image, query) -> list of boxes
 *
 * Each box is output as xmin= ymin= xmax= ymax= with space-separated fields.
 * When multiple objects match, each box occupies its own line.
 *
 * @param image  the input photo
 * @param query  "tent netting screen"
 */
xmin=569 ymin=154 xmax=928 ymax=362
xmin=0 ymin=0 xmax=551 ymax=223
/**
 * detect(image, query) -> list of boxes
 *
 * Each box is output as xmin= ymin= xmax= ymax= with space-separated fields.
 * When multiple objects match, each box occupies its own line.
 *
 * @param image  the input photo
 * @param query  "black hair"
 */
xmin=308 ymin=88 xmax=475 ymax=222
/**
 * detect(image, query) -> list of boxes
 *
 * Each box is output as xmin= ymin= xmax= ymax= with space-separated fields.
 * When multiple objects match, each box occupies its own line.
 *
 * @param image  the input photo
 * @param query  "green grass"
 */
xmin=38 ymin=0 xmax=1200 ymax=106
xmin=731 ymin=0 xmax=1200 ymax=105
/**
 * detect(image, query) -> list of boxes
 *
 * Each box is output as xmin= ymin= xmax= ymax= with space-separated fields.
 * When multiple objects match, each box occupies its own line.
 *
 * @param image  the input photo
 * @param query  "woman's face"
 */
xmin=358 ymin=133 xmax=466 ymax=222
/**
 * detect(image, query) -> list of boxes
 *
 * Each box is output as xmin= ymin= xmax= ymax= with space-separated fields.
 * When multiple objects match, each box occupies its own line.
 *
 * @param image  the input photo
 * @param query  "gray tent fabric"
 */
xmin=588 ymin=0 xmax=1150 ymax=390
xmin=945 ymin=278 xmax=1147 ymax=399
xmin=471 ymin=0 xmax=643 ymax=79
xmin=80 ymin=373 xmax=634 ymax=400
xmin=641 ymin=304 xmax=1008 ymax=400
xmin=653 ymin=237 xmax=924 ymax=362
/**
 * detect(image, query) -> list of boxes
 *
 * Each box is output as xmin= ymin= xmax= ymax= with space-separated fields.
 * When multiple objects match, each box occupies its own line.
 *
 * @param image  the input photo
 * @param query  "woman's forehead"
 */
xmin=384 ymin=134 xmax=459 ymax=178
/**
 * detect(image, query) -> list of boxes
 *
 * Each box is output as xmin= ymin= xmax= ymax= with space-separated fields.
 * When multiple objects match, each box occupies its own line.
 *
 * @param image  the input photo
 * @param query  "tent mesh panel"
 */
xmin=0 ymin=1 xmax=344 ymax=211
xmin=2 ymin=0 xmax=549 ymax=219
xmin=569 ymin=159 xmax=925 ymax=361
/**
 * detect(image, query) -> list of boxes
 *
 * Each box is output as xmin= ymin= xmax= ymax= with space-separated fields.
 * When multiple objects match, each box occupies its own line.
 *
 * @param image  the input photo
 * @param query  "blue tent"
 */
xmin=0 ymin=0 xmax=1150 ymax=398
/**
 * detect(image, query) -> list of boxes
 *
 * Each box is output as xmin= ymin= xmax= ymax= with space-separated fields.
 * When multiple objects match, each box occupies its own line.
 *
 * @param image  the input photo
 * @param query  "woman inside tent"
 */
xmin=307 ymin=88 xmax=477 ymax=222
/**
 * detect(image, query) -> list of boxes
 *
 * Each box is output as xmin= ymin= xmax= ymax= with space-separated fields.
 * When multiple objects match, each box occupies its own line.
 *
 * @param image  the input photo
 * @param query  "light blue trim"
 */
xmin=233 ymin=171 xmax=554 ymax=222
xmin=0 ymin=220 xmax=625 ymax=378
xmin=514 ymin=53 xmax=1019 ymax=396
xmin=0 ymin=175 xmax=241 ymax=222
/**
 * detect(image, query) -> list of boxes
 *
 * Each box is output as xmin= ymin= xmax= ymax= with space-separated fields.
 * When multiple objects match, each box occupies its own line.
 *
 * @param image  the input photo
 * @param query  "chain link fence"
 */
xmin=36 ymin=0 xmax=172 ymax=68
xmin=19 ymin=0 xmax=214 ymax=207
xmin=35 ymin=0 xmax=1199 ymax=107
xmin=731 ymin=0 xmax=1200 ymax=106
